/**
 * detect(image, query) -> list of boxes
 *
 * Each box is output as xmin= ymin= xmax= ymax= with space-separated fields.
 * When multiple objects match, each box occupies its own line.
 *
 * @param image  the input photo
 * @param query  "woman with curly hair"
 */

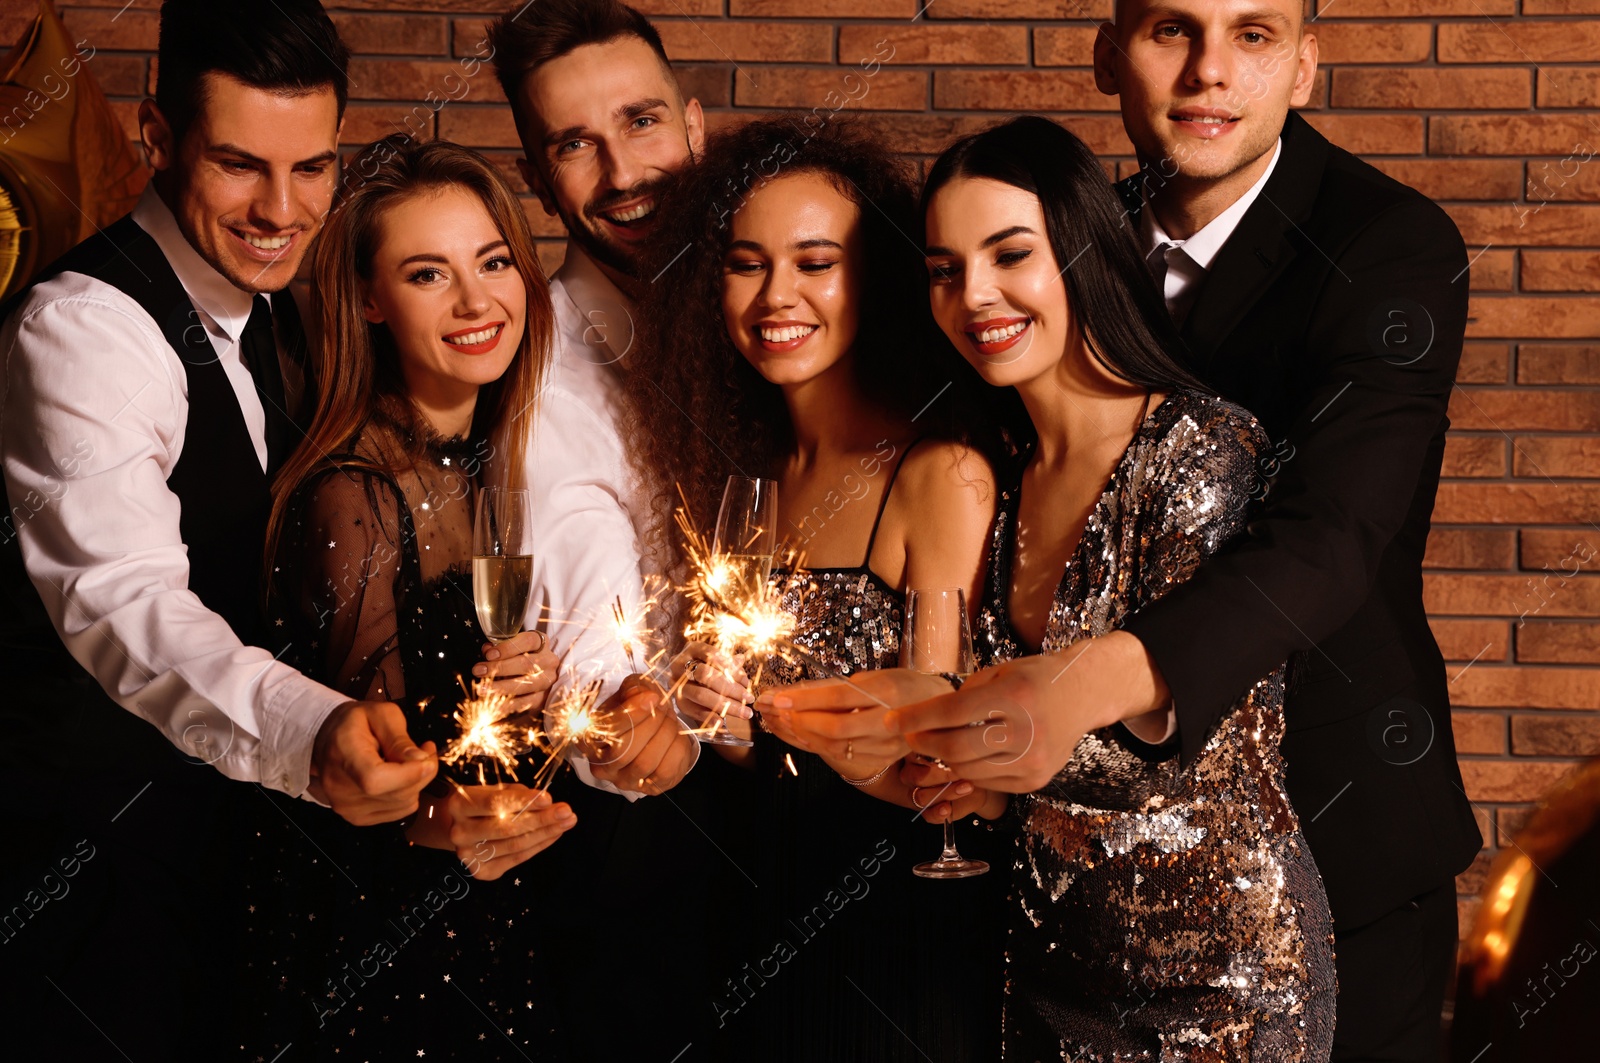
xmin=622 ymin=116 xmax=1010 ymax=1060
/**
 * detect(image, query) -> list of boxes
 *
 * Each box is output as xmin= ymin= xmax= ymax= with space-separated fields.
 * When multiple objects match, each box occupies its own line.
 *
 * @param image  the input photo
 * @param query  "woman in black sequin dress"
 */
xmin=240 ymin=139 xmax=576 ymax=1061
xmin=769 ymin=116 xmax=1336 ymax=1060
xmin=621 ymin=119 xmax=1013 ymax=1060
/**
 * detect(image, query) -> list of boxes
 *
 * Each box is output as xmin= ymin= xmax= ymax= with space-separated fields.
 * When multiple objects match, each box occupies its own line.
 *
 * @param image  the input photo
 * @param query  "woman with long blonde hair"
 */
xmin=245 ymin=136 xmax=574 ymax=1060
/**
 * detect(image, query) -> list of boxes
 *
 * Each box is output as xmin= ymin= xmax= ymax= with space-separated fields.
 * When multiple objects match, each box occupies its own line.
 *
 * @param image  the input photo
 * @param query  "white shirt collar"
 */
xmin=130 ymin=182 xmax=256 ymax=344
xmin=551 ymin=243 xmax=637 ymax=368
xmin=1142 ymin=138 xmax=1282 ymax=271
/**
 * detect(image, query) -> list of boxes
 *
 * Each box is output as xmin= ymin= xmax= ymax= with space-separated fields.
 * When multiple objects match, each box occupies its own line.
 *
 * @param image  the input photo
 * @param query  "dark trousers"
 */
xmin=1331 ymin=879 xmax=1458 ymax=1063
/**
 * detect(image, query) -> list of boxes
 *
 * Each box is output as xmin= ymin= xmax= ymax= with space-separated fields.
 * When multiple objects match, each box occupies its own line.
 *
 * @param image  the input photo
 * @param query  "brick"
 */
xmin=1034 ymin=27 xmax=1101 ymax=68
xmin=1439 ymin=22 xmax=1600 ymax=64
xmin=1536 ymin=68 xmax=1600 ymax=109
xmin=61 ymin=9 xmax=159 ymax=50
xmin=451 ymin=20 xmax=494 ymax=58
xmin=842 ymin=24 xmax=1028 ymax=66
xmin=933 ymin=70 xmax=1112 ymax=112
xmin=1526 ymin=155 xmax=1600 ymax=205
xmin=332 ymin=14 xmax=447 ymax=56
xmin=1455 ymin=712 xmax=1508 ymax=755
xmin=927 ymin=0 xmax=1111 ymax=15
xmin=1315 ymin=0 xmax=1513 ymax=12
xmin=733 ymin=0 xmax=919 ymax=14
xmin=1519 ymin=529 xmax=1600 ymax=570
xmin=1370 ymin=160 xmax=1524 ymax=202
xmin=1431 ymin=115 xmax=1600 ymax=157
xmin=1525 ymin=0 xmax=1600 ymax=9
xmin=1511 ymin=714 xmax=1600 ymax=755
xmin=1447 ymin=388 xmax=1600 ymax=432
xmin=1429 ymin=617 xmax=1510 ymax=661
xmin=677 ymin=64 xmax=733 ymax=108
xmin=86 ymin=54 xmax=147 ymax=98
xmin=1331 ymin=68 xmax=1529 ymax=111
xmin=1455 ymin=848 xmax=1498 ymax=897
xmin=1495 ymin=806 xmax=1536 ymax=846
xmin=1300 ymin=114 xmax=1422 ymax=155
xmin=1520 ymin=251 xmax=1600 ymax=293
xmin=737 ymin=67 xmax=926 ymax=112
xmin=1313 ymin=23 xmax=1432 ymax=65
xmin=1468 ymin=250 xmax=1515 ymax=293
xmin=338 ymin=103 xmax=433 ymax=145
xmin=534 ymin=240 xmax=566 ymax=279
xmin=1460 ymin=759 xmax=1579 ymax=803
xmin=658 ymin=22 xmax=834 ymax=64
xmin=1457 ymin=344 xmax=1510 ymax=385
xmin=1436 ymin=483 xmax=1600 ymax=525
xmin=347 ymin=59 xmax=506 ymax=104
xmin=1512 ymin=436 xmax=1600 ymax=478
xmin=1466 ymin=298 xmax=1600 ymax=340
xmin=853 ymin=112 xmax=992 ymax=155
xmin=437 ymin=106 xmax=519 ymax=148
xmin=1423 ymin=527 xmax=1517 ymax=570
xmin=1516 ymin=623 xmax=1600 ymax=665
xmin=1518 ymin=345 xmax=1600 ymax=384
xmin=1424 ymin=573 xmax=1600 ymax=618
xmin=1442 ymin=434 xmax=1507 ymax=478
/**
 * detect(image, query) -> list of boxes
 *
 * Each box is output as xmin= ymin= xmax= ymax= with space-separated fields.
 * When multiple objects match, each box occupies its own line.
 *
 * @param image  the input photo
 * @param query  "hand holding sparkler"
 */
xmin=404 ymin=783 xmax=577 ymax=881
xmin=671 ymin=640 xmax=755 ymax=730
xmin=310 ymin=700 xmax=438 ymax=825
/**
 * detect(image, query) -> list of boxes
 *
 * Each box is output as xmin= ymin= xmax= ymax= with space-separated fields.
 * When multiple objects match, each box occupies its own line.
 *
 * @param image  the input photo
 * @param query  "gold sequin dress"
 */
xmin=977 ymin=391 xmax=1335 ymax=1062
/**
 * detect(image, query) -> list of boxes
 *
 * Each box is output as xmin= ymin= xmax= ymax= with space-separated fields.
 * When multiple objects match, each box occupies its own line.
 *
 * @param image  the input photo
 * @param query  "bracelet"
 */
xmin=939 ymin=672 xmax=967 ymax=690
xmin=839 ymin=761 xmax=894 ymax=788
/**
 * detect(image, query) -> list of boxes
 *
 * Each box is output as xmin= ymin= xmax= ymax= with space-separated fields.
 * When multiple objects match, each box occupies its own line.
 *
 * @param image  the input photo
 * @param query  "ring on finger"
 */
xmin=845 ymin=740 xmax=854 ymax=761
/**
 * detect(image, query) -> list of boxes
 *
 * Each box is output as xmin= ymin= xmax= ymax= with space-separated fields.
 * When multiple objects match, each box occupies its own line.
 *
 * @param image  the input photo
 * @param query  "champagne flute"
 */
xmin=696 ymin=475 xmax=778 ymax=747
xmin=472 ymin=486 xmax=534 ymax=643
xmin=903 ymin=587 xmax=989 ymax=879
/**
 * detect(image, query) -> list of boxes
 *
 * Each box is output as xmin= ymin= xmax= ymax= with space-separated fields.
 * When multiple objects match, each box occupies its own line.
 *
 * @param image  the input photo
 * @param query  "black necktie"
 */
xmin=241 ymin=294 xmax=295 ymax=474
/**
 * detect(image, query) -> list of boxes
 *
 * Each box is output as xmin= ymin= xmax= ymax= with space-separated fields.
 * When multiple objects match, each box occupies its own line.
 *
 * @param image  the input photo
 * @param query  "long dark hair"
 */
xmin=921 ymin=115 xmax=1210 ymax=428
xmin=623 ymin=116 xmax=1000 ymax=539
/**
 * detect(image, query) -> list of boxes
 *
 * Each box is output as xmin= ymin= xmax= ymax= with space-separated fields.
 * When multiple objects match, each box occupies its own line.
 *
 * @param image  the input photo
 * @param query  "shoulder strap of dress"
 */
xmin=862 ymin=437 xmax=926 ymax=568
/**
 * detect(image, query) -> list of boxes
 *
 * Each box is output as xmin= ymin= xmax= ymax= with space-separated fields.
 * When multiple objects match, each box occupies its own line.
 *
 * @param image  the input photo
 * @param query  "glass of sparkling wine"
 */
xmin=699 ymin=475 xmax=778 ymax=747
xmin=472 ymin=486 xmax=534 ymax=643
xmin=903 ymin=587 xmax=989 ymax=879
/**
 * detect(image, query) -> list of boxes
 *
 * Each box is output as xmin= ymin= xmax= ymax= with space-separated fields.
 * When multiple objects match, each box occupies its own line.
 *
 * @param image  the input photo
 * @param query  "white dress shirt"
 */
xmin=1143 ymin=139 xmax=1282 ymax=326
xmin=0 ymin=183 xmax=348 ymax=796
xmin=523 ymin=245 xmax=695 ymax=795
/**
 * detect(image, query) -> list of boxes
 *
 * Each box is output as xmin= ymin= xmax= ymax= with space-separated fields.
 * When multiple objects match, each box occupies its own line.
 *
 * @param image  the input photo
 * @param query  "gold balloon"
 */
xmin=0 ymin=0 xmax=147 ymax=300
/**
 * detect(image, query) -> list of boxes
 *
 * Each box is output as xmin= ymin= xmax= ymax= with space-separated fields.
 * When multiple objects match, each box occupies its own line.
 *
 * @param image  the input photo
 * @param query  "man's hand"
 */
xmin=884 ymin=633 xmax=1168 ymax=793
xmin=473 ymin=631 xmax=560 ymax=716
xmin=586 ymin=675 xmax=697 ymax=795
xmin=309 ymin=700 xmax=437 ymax=825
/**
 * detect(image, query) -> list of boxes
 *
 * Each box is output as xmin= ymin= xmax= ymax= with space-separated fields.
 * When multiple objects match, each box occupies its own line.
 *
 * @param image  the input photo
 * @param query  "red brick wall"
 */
xmin=6 ymin=0 xmax=1599 ymax=932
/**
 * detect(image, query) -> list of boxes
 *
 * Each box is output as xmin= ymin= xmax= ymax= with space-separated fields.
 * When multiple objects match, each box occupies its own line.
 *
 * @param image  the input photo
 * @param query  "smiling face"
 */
xmin=514 ymin=36 xmax=704 ymax=284
xmin=720 ymin=172 xmax=864 ymax=390
xmin=362 ymin=186 xmax=527 ymax=408
xmin=1096 ymin=0 xmax=1315 ymax=186
xmin=924 ymin=176 xmax=1076 ymax=391
xmin=141 ymin=72 xmax=341 ymax=295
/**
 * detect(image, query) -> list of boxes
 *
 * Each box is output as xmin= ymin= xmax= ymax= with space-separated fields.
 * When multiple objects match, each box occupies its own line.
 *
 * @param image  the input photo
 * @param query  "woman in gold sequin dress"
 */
xmin=770 ymin=115 xmax=1336 ymax=1060
xmin=622 ymin=118 xmax=1014 ymax=1060
xmin=925 ymin=117 xmax=1337 ymax=1062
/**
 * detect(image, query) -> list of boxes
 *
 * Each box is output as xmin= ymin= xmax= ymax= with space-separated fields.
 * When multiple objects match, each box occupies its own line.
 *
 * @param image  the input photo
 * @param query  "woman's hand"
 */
xmin=472 ymin=630 xmax=559 ymax=717
xmin=406 ymin=783 xmax=576 ymax=881
xmin=670 ymin=641 xmax=754 ymax=743
xmin=900 ymin=757 xmax=1008 ymax=824
xmin=756 ymin=668 xmax=951 ymax=762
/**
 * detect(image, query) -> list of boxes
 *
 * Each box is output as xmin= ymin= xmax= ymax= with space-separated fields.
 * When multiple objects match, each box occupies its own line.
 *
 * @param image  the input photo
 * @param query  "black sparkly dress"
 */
xmin=737 ymin=442 xmax=1008 ymax=1062
xmin=977 ymin=392 xmax=1335 ymax=1062
xmin=239 ymin=415 xmax=569 ymax=1062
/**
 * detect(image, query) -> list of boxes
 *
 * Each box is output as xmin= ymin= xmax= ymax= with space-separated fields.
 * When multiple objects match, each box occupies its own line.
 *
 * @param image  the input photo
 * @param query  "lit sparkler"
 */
xmin=527 ymin=678 xmax=617 ymax=793
xmin=440 ymin=678 xmax=540 ymax=785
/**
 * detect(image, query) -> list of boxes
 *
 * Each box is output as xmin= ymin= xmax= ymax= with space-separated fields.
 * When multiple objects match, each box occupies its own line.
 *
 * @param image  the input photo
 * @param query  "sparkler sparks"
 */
xmin=527 ymin=678 xmax=616 ymax=793
xmin=441 ymin=679 xmax=539 ymax=785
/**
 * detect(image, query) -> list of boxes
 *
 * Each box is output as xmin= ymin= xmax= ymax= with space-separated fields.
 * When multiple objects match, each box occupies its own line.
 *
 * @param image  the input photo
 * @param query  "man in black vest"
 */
xmin=781 ymin=1 xmax=1482 ymax=1059
xmin=0 ymin=3 xmax=436 ymax=1056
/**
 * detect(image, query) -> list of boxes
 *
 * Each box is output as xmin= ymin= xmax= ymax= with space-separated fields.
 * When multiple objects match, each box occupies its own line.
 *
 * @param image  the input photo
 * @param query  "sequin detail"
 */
xmin=979 ymin=391 xmax=1336 ymax=1062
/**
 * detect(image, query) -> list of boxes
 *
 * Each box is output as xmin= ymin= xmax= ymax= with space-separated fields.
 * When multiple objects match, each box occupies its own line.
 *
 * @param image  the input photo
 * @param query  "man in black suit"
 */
xmin=782 ymin=1 xmax=1482 ymax=1059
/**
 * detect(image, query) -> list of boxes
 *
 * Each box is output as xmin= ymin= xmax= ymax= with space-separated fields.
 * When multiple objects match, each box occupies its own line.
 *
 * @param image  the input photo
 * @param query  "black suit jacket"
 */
xmin=1119 ymin=112 xmax=1481 ymax=930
